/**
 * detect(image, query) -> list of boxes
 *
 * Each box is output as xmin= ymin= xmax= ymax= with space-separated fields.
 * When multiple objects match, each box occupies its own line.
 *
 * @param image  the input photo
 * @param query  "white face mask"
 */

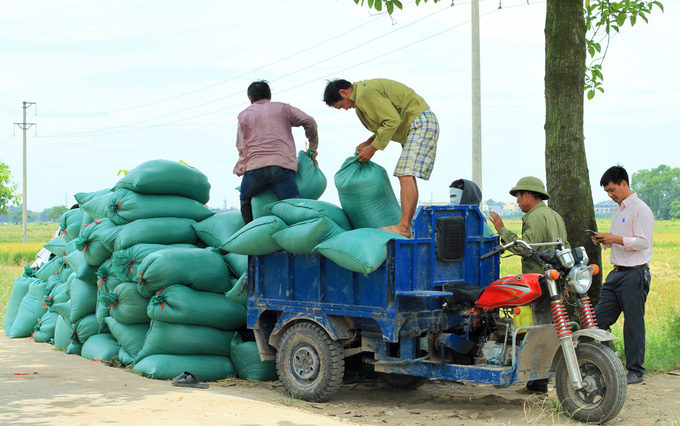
xmin=449 ymin=188 xmax=463 ymax=205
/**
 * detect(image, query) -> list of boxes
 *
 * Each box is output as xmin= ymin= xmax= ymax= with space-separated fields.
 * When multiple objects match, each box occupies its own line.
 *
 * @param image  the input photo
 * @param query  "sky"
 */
xmin=1 ymin=0 xmax=678 ymax=212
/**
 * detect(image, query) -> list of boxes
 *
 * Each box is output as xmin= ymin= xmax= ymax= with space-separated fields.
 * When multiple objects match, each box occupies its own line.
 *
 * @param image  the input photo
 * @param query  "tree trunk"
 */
xmin=544 ymin=0 xmax=602 ymax=302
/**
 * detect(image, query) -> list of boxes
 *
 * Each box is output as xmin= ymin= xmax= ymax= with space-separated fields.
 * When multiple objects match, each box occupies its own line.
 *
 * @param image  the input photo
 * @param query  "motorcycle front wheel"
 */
xmin=555 ymin=341 xmax=627 ymax=423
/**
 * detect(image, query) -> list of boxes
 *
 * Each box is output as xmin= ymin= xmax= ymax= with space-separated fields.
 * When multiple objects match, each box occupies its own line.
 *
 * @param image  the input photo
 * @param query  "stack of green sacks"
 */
xmin=3 ymin=154 xmax=408 ymax=384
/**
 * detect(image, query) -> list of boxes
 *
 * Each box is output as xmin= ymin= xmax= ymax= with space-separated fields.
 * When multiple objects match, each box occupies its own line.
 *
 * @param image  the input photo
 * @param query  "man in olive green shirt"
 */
xmin=488 ymin=176 xmax=569 ymax=393
xmin=323 ymin=78 xmax=439 ymax=237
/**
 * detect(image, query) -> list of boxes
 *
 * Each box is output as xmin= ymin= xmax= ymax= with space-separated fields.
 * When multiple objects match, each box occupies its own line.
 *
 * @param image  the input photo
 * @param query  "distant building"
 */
xmin=594 ymin=200 xmax=617 ymax=216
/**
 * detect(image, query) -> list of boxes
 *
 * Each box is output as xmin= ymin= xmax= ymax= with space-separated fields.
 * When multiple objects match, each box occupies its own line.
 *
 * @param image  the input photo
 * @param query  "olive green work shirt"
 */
xmin=497 ymin=202 xmax=570 ymax=274
xmin=349 ymin=79 xmax=429 ymax=150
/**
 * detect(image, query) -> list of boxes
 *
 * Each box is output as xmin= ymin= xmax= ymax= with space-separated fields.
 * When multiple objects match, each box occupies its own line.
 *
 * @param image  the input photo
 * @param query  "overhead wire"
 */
xmin=46 ymin=6 xmax=395 ymax=118
xmin=41 ymin=2 xmax=460 ymax=138
xmin=38 ymin=0 xmax=541 ymax=139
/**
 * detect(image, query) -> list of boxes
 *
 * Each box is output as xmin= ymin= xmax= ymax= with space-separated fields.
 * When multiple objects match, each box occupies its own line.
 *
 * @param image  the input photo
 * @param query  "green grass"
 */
xmin=1 ymin=220 xmax=679 ymax=372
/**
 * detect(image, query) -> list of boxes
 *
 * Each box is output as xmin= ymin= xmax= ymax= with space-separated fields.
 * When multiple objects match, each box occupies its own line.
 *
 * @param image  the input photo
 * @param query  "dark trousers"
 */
xmin=239 ymin=166 xmax=299 ymax=224
xmin=594 ymin=267 xmax=651 ymax=375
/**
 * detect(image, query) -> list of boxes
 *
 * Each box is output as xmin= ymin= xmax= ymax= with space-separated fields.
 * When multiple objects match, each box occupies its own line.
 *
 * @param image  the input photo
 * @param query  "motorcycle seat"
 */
xmin=442 ymin=282 xmax=485 ymax=304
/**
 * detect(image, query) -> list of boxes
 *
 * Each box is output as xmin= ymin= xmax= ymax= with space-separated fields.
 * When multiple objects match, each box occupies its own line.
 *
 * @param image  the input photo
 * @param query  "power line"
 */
xmin=41 ymin=3 xmax=458 ymax=138
xmin=37 ymin=0 xmax=541 ymax=139
xmin=51 ymin=9 xmax=393 ymax=118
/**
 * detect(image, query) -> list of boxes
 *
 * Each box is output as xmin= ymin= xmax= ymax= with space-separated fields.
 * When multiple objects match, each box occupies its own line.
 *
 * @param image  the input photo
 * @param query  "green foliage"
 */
xmin=353 ymin=0 xmax=432 ymax=14
xmin=46 ymin=205 xmax=69 ymax=222
xmin=632 ymin=164 xmax=680 ymax=220
xmin=670 ymin=199 xmax=680 ymax=220
xmin=584 ymin=0 xmax=664 ymax=99
xmin=0 ymin=162 xmax=22 ymax=215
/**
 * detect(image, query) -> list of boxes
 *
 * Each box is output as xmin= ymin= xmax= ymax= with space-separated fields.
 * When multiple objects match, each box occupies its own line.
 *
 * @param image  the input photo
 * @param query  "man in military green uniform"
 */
xmin=488 ymin=176 xmax=570 ymax=393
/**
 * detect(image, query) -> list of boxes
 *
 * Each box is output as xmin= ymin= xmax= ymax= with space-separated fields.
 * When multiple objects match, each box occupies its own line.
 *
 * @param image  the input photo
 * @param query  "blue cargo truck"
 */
xmin=246 ymin=204 xmax=626 ymax=424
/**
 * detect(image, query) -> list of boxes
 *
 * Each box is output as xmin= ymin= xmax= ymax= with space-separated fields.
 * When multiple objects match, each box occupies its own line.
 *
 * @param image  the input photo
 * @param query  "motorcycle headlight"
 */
xmin=566 ymin=264 xmax=593 ymax=294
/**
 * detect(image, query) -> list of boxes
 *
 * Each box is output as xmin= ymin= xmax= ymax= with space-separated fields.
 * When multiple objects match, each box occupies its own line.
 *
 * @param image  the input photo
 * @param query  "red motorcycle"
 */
xmin=440 ymin=238 xmax=627 ymax=423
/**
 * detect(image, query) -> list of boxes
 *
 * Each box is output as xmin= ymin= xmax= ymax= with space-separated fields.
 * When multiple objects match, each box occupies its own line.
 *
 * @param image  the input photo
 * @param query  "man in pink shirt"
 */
xmin=234 ymin=81 xmax=319 ymax=224
xmin=592 ymin=165 xmax=654 ymax=385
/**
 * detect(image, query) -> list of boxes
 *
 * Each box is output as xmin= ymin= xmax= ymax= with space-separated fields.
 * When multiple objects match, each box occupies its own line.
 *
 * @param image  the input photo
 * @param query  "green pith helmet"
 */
xmin=509 ymin=176 xmax=550 ymax=200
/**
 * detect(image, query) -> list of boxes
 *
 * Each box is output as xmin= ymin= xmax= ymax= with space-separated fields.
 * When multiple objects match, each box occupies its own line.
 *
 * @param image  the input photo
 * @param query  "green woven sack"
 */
xmin=3 ymin=276 xmax=36 ymax=334
xmin=136 ymin=247 xmax=231 ymax=298
xmin=113 ymin=159 xmax=211 ymax=205
xmin=32 ymin=310 xmax=58 ymax=343
xmin=250 ymin=150 xmax=327 ymax=219
xmin=34 ymin=256 xmax=62 ymax=281
xmin=97 ymin=259 xmax=123 ymax=293
xmin=192 ymin=211 xmax=245 ymax=248
xmin=74 ymin=188 xmax=112 ymax=205
xmin=313 ymin=228 xmax=406 ymax=274
xmin=81 ymin=332 xmax=121 ymax=362
xmin=296 ymin=150 xmax=327 ymax=200
xmin=97 ymin=217 xmax=198 ymax=251
xmin=110 ymin=243 xmax=196 ymax=282
xmin=51 ymin=300 xmax=72 ymax=328
xmin=271 ymin=217 xmax=345 ymax=254
xmin=133 ymin=354 xmax=235 ymax=381
xmin=43 ymin=236 xmax=68 ymax=257
xmin=334 ymin=156 xmax=401 ymax=229
xmin=66 ymin=339 xmax=82 ymax=355
xmin=223 ymin=252 xmax=248 ymax=277
xmin=59 ymin=208 xmax=83 ymax=242
xmin=75 ymin=218 xmax=117 ymax=266
xmin=44 ymin=281 xmax=69 ymax=313
xmin=10 ymin=279 xmax=48 ymax=338
xmin=82 ymin=189 xmax=214 ymax=226
xmin=147 ymin=285 xmax=245 ymax=331
xmin=73 ymin=313 xmax=99 ymax=344
xmin=69 ymin=277 xmax=97 ymax=324
xmin=63 ymin=251 xmax=98 ymax=283
xmin=226 ymin=273 xmax=247 ymax=305
xmin=220 ymin=215 xmax=286 ymax=255
xmin=250 ymin=189 xmax=279 ymax=220
xmin=267 ymin=198 xmax=352 ymax=231
xmin=102 ymin=282 xmax=151 ymax=325
xmin=118 ymin=347 xmax=136 ymax=366
xmin=53 ymin=315 xmax=72 ymax=351
xmin=230 ymin=332 xmax=278 ymax=381
xmin=104 ymin=317 xmax=150 ymax=359
xmin=135 ymin=320 xmax=235 ymax=361
xmin=95 ymin=300 xmax=110 ymax=333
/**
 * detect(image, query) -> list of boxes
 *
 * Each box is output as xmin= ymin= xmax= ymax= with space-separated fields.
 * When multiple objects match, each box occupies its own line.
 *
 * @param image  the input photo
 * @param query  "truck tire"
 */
xmin=555 ymin=341 xmax=626 ymax=424
xmin=276 ymin=322 xmax=345 ymax=402
xmin=379 ymin=372 xmax=427 ymax=390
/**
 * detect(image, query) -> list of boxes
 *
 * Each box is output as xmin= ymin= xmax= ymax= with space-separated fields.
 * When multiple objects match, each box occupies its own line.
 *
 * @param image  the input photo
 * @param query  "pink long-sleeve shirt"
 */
xmin=233 ymin=99 xmax=318 ymax=176
xmin=604 ymin=192 xmax=654 ymax=267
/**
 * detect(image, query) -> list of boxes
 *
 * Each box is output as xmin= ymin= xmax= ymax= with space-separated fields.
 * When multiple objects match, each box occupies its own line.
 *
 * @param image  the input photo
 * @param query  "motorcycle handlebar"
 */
xmin=480 ymin=239 xmax=535 ymax=261
xmin=481 ymin=245 xmax=505 ymax=261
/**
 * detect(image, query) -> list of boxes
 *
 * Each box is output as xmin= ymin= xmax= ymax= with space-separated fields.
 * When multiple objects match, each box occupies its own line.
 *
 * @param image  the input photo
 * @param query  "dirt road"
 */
xmin=2 ymin=334 xmax=679 ymax=425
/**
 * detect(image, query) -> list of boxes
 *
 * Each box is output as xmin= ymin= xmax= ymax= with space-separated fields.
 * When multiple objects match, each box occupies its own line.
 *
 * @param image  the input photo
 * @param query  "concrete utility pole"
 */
xmin=471 ymin=0 xmax=482 ymax=191
xmin=14 ymin=102 xmax=36 ymax=243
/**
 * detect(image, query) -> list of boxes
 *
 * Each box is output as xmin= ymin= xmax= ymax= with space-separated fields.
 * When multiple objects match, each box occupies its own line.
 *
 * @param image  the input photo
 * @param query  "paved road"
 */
xmin=0 ymin=334 xmax=348 ymax=425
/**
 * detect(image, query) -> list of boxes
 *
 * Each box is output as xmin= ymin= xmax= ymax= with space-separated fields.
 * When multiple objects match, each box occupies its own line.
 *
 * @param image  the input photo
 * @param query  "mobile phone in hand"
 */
xmin=585 ymin=229 xmax=597 ymax=236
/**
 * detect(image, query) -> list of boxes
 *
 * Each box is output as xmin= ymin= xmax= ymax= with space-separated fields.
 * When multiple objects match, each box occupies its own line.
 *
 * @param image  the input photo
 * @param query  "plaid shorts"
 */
xmin=394 ymin=109 xmax=439 ymax=180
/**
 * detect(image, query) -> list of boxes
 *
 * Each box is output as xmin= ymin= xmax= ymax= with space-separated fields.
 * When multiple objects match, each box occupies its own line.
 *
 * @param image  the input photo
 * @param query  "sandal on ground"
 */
xmin=171 ymin=371 xmax=209 ymax=389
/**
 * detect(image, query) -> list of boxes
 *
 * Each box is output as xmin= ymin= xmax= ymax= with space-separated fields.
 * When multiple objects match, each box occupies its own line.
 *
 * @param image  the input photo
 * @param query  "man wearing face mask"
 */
xmin=449 ymin=179 xmax=482 ymax=206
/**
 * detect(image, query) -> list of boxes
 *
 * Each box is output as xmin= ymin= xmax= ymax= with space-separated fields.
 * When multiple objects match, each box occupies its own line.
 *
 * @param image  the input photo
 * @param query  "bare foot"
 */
xmin=380 ymin=224 xmax=411 ymax=238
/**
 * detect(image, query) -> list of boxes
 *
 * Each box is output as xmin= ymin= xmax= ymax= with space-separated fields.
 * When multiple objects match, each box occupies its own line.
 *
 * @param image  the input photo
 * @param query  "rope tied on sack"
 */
xmin=150 ymin=287 xmax=167 ymax=310
xmin=42 ymin=296 xmax=53 ymax=309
